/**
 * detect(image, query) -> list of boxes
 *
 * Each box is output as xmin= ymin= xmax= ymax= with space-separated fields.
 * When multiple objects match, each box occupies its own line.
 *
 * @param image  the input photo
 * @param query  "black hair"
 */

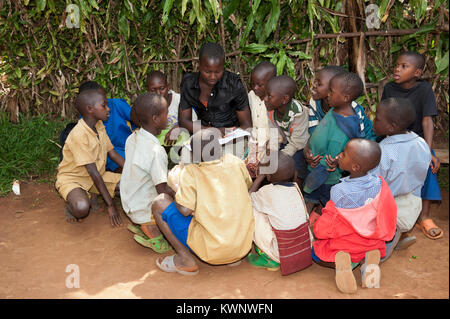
xmin=146 ymin=70 xmax=167 ymax=87
xmin=252 ymin=61 xmax=277 ymax=78
xmin=190 ymin=128 xmax=222 ymax=163
xmin=79 ymin=81 xmax=103 ymax=93
xmin=399 ymin=51 xmax=425 ymax=70
xmin=379 ymin=97 xmax=416 ymax=131
xmin=347 ymin=138 xmax=382 ymax=172
xmin=74 ymin=89 xmax=105 ymax=115
xmin=269 ymin=152 xmax=295 ymax=182
xmin=133 ymin=93 xmax=167 ymax=125
xmin=332 ymin=72 xmax=364 ymax=100
xmin=268 ymin=75 xmax=298 ymax=98
xmin=199 ymin=42 xmax=225 ymax=61
xmin=320 ymin=65 xmax=347 ymax=78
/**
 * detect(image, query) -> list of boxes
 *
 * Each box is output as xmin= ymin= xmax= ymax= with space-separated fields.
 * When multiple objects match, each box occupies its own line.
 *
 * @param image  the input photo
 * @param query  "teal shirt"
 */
xmin=308 ymin=108 xmax=349 ymax=185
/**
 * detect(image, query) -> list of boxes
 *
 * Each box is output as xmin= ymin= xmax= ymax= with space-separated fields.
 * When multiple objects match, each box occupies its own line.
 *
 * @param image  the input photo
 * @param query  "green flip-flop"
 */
xmin=127 ymin=223 xmax=148 ymax=238
xmin=133 ymin=234 xmax=173 ymax=254
xmin=246 ymin=253 xmax=280 ymax=271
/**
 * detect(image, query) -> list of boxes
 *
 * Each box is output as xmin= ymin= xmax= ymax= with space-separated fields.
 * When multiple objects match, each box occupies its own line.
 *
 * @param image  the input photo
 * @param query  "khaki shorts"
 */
xmin=56 ymin=171 xmax=121 ymax=201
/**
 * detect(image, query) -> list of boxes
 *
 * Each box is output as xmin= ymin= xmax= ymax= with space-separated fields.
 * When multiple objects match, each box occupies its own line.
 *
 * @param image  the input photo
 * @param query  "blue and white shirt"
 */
xmin=369 ymin=132 xmax=431 ymax=197
xmin=331 ymin=173 xmax=382 ymax=209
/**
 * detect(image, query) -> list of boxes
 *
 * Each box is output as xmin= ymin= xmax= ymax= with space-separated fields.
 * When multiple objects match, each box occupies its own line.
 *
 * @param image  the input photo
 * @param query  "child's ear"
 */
xmin=86 ymin=104 xmax=95 ymax=114
xmin=343 ymin=93 xmax=351 ymax=103
xmin=152 ymin=114 xmax=159 ymax=125
xmin=282 ymin=94 xmax=290 ymax=105
xmin=414 ymin=68 xmax=423 ymax=79
xmin=352 ymin=163 xmax=361 ymax=173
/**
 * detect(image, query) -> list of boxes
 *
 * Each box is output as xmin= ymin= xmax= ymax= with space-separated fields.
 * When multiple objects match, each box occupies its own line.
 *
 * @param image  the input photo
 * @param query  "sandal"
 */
xmin=246 ymin=253 xmax=280 ymax=271
xmin=133 ymin=234 xmax=173 ymax=253
xmin=415 ymin=219 xmax=444 ymax=240
xmin=156 ymin=255 xmax=199 ymax=275
xmin=127 ymin=223 xmax=148 ymax=238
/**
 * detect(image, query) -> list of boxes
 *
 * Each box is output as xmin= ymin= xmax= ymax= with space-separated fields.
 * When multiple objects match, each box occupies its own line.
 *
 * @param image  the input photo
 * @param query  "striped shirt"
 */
xmin=308 ymin=98 xmax=375 ymax=139
xmin=331 ymin=174 xmax=382 ymax=209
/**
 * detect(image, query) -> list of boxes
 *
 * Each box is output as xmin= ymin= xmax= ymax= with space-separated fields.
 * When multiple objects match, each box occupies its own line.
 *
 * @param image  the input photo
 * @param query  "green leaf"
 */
xmin=78 ymin=0 xmax=91 ymax=18
xmin=252 ymin=0 xmax=262 ymax=15
xmin=181 ymin=0 xmax=188 ymax=17
xmin=262 ymin=0 xmax=280 ymax=43
xmin=223 ymin=0 xmax=240 ymax=20
xmin=118 ymin=13 xmax=130 ymax=40
xmin=36 ymin=0 xmax=46 ymax=12
xmin=286 ymin=56 xmax=296 ymax=79
xmin=162 ymin=0 xmax=175 ymax=25
xmin=378 ymin=0 xmax=390 ymax=19
xmin=88 ymin=0 xmax=99 ymax=10
xmin=436 ymin=51 xmax=449 ymax=74
xmin=208 ymin=0 xmax=221 ymax=23
xmin=276 ymin=50 xmax=287 ymax=75
xmin=15 ymin=68 xmax=22 ymax=79
xmin=242 ymin=43 xmax=270 ymax=54
xmin=389 ymin=43 xmax=403 ymax=54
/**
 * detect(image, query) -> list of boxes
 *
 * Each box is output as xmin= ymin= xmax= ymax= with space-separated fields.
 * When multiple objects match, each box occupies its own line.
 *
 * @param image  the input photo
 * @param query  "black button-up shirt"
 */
xmin=179 ymin=71 xmax=249 ymax=128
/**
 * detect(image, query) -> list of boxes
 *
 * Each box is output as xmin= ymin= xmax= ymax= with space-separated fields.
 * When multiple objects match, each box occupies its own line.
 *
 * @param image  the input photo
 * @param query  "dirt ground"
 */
xmin=0 ymin=181 xmax=448 ymax=299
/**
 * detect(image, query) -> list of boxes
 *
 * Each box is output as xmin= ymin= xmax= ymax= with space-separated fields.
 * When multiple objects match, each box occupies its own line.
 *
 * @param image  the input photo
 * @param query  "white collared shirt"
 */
xmin=120 ymin=128 xmax=168 ymax=224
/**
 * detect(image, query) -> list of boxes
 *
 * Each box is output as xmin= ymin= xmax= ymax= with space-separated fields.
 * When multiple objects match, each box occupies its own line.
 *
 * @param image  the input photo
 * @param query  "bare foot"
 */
xmin=89 ymin=195 xmax=104 ymax=213
xmin=173 ymin=253 xmax=197 ymax=270
xmin=64 ymin=207 xmax=83 ymax=224
xmin=141 ymin=224 xmax=162 ymax=238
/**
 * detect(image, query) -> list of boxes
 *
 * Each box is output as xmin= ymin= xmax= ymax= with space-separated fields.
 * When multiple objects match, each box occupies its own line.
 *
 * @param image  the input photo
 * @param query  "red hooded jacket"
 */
xmin=312 ymin=178 xmax=397 ymax=263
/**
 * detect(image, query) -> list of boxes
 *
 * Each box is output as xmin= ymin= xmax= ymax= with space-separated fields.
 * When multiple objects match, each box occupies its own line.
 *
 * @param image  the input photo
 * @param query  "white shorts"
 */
xmin=395 ymin=193 xmax=422 ymax=232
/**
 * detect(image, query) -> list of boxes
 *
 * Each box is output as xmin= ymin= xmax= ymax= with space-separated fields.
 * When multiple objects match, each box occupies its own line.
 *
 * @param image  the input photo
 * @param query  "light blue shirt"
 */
xmin=369 ymin=132 xmax=431 ymax=197
xmin=331 ymin=174 xmax=382 ymax=209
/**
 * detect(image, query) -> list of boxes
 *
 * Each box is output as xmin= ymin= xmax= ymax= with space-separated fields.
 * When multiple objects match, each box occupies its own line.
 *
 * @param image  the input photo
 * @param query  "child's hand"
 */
xmin=107 ymin=205 xmax=123 ymax=227
xmin=304 ymin=148 xmax=323 ymax=168
xmin=164 ymin=126 xmax=178 ymax=146
xmin=325 ymin=155 xmax=338 ymax=172
xmin=431 ymin=153 xmax=440 ymax=174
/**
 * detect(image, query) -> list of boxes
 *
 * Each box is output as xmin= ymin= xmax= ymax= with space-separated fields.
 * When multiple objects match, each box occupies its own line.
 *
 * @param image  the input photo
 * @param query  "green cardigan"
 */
xmin=308 ymin=108 xmax=349 ymax=185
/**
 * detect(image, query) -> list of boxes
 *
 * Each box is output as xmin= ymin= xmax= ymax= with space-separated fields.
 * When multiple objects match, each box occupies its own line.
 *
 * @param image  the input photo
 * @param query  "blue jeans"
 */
xmin=302 ymin=169 xmax=332 ymax=206
xmin=280 ymin=144 xmax=308 ymax=179
xmin=303 ymin=164 xmax=329 ymax=194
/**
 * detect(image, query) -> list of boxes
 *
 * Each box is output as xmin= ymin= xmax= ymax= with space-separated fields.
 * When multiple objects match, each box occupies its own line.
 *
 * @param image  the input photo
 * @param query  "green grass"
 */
xmin=0 ymin=112 xmax=71 ymax=196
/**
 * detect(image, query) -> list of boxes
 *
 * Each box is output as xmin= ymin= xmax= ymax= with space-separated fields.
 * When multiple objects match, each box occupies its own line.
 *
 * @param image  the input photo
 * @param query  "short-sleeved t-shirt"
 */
xmin=179 ymin=71 xmax=249 ymax=128
xmin=381 ymin=81 xmax=437 ymax=138
xmin=120 ymin=128 xmax=168 ymax=224
xmin=103 ymin=98 xmax=137 ymax=171
xmin=56 ymin=119 xmax=114 ymax=193
xmin=175 ymin=153 xmax=254 ymax=265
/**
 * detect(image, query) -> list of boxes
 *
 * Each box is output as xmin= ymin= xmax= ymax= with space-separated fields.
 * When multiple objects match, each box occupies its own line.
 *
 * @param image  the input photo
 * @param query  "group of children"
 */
xmin=55 ymin=43 xmax=443 ymax=294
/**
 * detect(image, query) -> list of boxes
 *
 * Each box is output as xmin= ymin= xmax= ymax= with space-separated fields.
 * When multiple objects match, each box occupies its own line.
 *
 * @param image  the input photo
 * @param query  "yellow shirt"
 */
xmin=175 ymin=153 xmax=254 ymax=265
xmin=56 ymin=119 xmax=115 ymax=198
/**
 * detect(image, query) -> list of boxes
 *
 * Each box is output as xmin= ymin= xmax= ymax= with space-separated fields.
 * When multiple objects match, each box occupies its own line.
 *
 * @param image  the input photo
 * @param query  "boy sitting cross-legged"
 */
xmin=151 ymin=128 xmax=254 ymax=275
xmin=311 ymin=139 xmax=397 ymax=294
xmin=55 ymin=89 xmax=125 ymax=227
xmin=120 ymin=93 xmax=175 ymax=253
